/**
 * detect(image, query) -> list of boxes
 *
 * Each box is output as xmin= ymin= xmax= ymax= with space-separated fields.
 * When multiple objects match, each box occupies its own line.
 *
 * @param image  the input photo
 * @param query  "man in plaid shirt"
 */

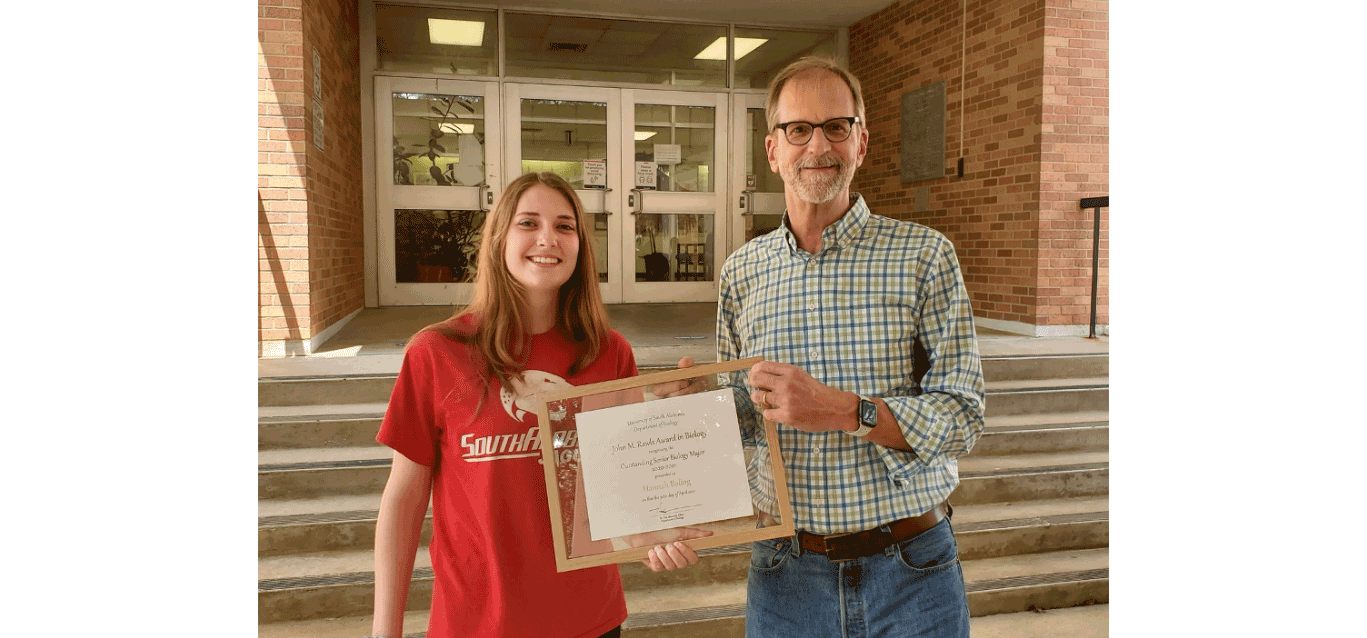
xmin=672 ymin=57 xmax=986 ymax=637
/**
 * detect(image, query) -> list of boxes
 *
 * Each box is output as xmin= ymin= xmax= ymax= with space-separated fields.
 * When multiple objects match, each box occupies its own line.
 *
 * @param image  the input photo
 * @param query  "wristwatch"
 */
xmin=849 ymin=395 xmax=876 ymax=438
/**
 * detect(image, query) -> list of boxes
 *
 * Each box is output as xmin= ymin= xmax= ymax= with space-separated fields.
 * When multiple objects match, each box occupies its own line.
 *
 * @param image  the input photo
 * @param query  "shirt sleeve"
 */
xmin=716 ymin=260 xmax=763 ymax=445
xmin=875 ymin=238 xmax=986 ymax=475
xmin=376 ymin=331 xmax=445 ymax=467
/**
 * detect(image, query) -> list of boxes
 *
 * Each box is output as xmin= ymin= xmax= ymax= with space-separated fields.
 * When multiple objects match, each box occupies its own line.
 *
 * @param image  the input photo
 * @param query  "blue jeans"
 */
xmin=745 ymin=517 xmax=970 ymax=638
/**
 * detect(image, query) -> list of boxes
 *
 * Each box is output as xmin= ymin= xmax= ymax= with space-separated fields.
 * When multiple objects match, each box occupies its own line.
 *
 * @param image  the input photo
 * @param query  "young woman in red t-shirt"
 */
xmin=370 ymin=172 xmax=701 ymax=638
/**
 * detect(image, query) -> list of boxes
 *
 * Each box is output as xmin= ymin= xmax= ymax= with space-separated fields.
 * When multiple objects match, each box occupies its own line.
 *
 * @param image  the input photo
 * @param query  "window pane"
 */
xmin=588 ymin=213 xmax=609 ymax=283
xmin=506 ymin=13 xmax=726 ymax=87
xmin=734 ymin=27 xmax=837 ymax=89
xmin=392 ymin=93 xmax=486 ymax=187
xmin=635 ymin=214 xmax=714 ymax=282
xmin=746 ymin=108 xmax=784 ymax=193
xmin=395 ymin=209 xmax=487 ymax=283
xmin=635 ymin=104 xmax=713 ymax=192
xmin=520 ymin=99 xmax=608 ymax=188
xmin=376 ymin=4 xmax=497 ymax=76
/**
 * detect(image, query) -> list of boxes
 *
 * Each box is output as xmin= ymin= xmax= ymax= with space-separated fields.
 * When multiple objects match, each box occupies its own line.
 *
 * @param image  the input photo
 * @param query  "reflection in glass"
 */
xmin=744 ymin=108 xmax=786 ymax=243
xmin=505 ymin=13 xmax=725 ymax=87
xmin=393 ymin=93 xmax=486 ymax=187
xmin=588 ymin=213 xmax=609 ymax=283
xmin=745 ymin=108 xmax=784 ymax=193
xmin=635 ymin=213 xmax=713 ymax=283
xmin=395 ymin=209 xmax=486 ymax=283
xmin=635 ymin=104 xmax=713 ymax=193
xmin=376 ymin=4 xmax=497 ymax=76
xmin=733 ymin=27 xmax=837 ymax=89
xmin=520 ymin=99 xmax=608 ymax=189
xmin=544 ymin=376 xmax=762 ymax=562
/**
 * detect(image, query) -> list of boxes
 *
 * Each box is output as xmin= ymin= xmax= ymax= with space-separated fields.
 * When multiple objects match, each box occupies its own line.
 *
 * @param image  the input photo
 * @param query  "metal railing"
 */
xmin=1080 ymin=196 xmax=1109 ymax=338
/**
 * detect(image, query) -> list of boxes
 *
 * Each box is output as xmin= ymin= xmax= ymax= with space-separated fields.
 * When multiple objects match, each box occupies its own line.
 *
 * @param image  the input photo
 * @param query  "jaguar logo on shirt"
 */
xmin=458 ymin=370 xmax=574 ymax=464
xmin=500 ymin=370 xmax=571 ymax=422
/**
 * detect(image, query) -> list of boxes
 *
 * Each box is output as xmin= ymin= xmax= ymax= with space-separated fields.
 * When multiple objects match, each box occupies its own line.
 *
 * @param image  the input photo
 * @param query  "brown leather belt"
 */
xmin=796 ymin=503 xmax=948 ymax=562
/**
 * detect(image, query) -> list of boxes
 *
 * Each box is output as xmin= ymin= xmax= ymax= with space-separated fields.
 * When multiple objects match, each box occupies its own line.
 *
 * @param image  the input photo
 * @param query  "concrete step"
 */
xmin=257 ymin=603 xmax=1108 ymax=638
xmin=260 ymin=375 xmax=397 ymax=407
xmin=981 ymin=354 xmax=1108 ymax=382
xmin=963 ymin=548 xmax=1108 ymax=617
xmin=973 ymin=411 xmax=1108 ymax=456
xmin=260 ymin=367 xmax=1108 ymax=413
xmin=259 ymin=499 xmax=1107 ymax=624
xmin=614 ymin=548 xmax=1108 ymax=637
xmin=953 ymin=450 xmax=1108 ymax=505
xmin=984 ymin=377 xmax=1108 ymax=417
xmin=259 ymin=403 xmax=386 ymax=449
xmin=259 ymin=492 xmax=432 ymax=557
xmin=256 ymin=406 xmax=1108 ymax=456
xmin=260 ymin=458 xmax=1105 ymax=556
xmin=968 ymin=604 xmax=1108 ymax=638
xmin=258 ymin=441 xmax=1106 ymax=505
xmin=260 ymin=548 xmax=1107 ymax=626
xmin=259 ymin=446 xmax=391 ymax=500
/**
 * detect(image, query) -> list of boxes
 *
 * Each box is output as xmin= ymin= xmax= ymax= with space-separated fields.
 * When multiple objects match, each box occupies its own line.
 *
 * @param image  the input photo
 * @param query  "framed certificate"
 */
xmin=535 ymin=357 xmax=795 ymax=572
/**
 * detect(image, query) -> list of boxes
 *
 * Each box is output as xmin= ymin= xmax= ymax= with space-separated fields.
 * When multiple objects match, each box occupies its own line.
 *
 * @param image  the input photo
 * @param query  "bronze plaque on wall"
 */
xmin=900 ymin=81 xmax=946 ymax=183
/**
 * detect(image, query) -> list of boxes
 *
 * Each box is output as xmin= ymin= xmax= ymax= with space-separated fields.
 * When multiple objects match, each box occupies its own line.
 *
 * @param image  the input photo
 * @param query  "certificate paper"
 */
xmin=576 ymin=389 xmax=752 ymax=541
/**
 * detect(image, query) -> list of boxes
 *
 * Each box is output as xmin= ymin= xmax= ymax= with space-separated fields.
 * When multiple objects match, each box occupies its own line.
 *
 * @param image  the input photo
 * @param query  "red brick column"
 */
xmin=849 ymin=0 xmax=1107 ymax=335
xmin=258 ymin=0 xmax=362 ymax=356
xmin=259 ymin=0 xmax=310 ymax=353
xmin=851 ymin=0 xmax=1048 ymax=331
xmin=1039 ymin=0 xmax=1108 ymax=330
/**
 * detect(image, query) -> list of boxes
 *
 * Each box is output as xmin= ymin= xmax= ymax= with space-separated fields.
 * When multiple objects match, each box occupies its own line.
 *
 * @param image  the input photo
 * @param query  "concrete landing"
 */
xmin=260 ymin=305 xmax=1107 ymax=379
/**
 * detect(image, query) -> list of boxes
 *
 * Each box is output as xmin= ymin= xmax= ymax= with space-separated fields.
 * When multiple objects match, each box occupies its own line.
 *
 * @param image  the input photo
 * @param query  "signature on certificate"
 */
xmin=649 ymin=504 xmax=702 ymax=523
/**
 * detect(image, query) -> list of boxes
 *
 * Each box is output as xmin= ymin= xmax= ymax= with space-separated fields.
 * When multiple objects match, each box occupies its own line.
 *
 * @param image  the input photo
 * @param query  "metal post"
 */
xmin=1079 ymin=196 xmax=1108 ymax=339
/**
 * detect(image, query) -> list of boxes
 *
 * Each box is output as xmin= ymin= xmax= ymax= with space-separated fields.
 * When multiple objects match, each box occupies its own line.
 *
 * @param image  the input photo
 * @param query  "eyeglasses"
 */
xmin=773 ymin=116 xmax=860 ymax=145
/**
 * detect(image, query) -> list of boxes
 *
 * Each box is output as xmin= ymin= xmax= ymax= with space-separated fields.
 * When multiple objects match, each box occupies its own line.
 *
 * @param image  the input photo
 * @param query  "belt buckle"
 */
xmin=825 ymin=528 xmax=891 ymax=562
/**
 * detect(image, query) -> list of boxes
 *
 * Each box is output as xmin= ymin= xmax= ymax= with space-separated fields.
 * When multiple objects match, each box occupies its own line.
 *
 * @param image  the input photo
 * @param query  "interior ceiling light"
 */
xmin=694 ymin=37 xmax=767 ymax=60
xmin=634 ymin=131 xmax=657 ymax=141
xmin=440 ymin=122 xmax=475 ymax=135
xmin=428 ymin=18 xmax=484 ymax=46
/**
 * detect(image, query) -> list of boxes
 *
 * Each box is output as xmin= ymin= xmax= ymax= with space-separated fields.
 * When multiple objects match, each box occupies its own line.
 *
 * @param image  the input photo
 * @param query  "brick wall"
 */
xmin=258 ymin=0 xmax=363 ymax=354
xmin=302 ymin=0 xmax=364 ymax=342
xmin=849 ymin=0 xmax=1108 ymax=333
xmin=1039 ymin=0 xmax=1108 ymax=327
xmin=259 ymin=0 xmax=310 ymax=349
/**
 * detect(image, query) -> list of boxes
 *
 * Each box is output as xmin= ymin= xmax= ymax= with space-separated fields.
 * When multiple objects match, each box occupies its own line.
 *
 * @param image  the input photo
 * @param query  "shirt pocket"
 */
xmin=829 ymin=291 xmax=919 ymax=389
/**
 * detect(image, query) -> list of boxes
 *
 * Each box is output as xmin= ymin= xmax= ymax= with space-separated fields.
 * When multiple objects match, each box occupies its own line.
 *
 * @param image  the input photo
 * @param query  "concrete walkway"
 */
xmin=259 ymin=304 xmax=1107 ymax=379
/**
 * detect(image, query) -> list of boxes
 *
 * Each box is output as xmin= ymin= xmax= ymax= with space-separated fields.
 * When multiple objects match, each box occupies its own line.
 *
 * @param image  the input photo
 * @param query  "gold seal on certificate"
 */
xmin=533 ymin=357 xmax=796 ymax=572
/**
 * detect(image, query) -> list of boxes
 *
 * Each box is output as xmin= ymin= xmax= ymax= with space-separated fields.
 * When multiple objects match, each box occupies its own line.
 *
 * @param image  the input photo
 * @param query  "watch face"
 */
xmin=859 ymin=399 xmax=877 ymax=426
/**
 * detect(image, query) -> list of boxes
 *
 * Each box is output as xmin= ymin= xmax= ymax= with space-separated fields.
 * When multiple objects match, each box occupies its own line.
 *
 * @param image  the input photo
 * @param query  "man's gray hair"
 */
xmin=764 ymin=57 xmax=868 ymax=134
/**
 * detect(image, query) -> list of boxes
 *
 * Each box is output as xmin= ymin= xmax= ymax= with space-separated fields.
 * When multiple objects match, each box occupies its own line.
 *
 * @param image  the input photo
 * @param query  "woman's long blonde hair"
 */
xmin=420 ymin=172 xmax=610 ymax=392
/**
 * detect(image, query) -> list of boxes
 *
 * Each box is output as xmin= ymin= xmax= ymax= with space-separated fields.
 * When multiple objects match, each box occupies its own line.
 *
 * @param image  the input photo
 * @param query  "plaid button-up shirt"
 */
xmin=717 ymin=194 xmax=986 ymax=535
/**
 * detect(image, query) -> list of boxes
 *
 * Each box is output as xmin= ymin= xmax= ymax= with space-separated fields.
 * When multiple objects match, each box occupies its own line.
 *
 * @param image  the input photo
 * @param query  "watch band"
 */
xmin=849 ymin=395 xmax=876 ymax=437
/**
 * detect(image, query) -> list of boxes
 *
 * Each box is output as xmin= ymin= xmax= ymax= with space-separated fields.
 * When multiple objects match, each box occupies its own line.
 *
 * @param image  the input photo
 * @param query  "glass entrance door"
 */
xmin=374 ymin=76 xmax=502 ymax=306
xmin=504 ymin=85 xmax=727 ymax=303
xmin=503 ymin=84 xmax=623 ymax=302
xmin=622 ymin=90 xmax=727 ymax=303
xmin=729 ymin=93 xmax=786 ymax=249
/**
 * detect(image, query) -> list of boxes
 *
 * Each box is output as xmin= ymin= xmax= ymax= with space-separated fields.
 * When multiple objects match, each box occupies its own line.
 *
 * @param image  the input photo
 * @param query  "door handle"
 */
xmin=740 ymin=189 xmax=756 ymax=214
xmin=600 ymin=187 xmax=613 ymax=216
xmin=478 ymin=185 xmax=493 ymax=211
xmin=629 ymin=189 xmax=643 ymax=215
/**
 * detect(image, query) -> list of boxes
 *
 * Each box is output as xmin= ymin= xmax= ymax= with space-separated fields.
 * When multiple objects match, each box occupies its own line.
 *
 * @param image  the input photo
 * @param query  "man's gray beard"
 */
xmin=779 ymin=157 xmax=853 ymax=204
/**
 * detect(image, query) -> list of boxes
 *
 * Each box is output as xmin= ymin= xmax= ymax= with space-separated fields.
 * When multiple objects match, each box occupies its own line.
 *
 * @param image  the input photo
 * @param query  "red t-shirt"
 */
xmin=377 ymin=316 xmax=637 ymax=638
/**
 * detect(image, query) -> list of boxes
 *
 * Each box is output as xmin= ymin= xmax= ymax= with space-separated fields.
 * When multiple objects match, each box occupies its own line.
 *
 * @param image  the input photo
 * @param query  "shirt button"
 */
xmin=807 ymin=303 xmax=818 ymax=311
xmin=810 ymin=350 xmax=821 ymax=360
xmin=812 ymin=446 xmax=821 ymax=455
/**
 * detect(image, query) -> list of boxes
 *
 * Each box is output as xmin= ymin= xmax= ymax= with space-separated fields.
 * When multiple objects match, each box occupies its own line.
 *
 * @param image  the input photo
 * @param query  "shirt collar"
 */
xmin=778 ymin=193 xmax=870 ymax=256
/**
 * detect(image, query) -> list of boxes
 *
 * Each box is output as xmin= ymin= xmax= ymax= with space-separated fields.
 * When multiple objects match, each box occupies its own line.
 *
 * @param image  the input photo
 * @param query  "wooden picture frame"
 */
xmin=534 ymin=357 xmax=795 ymax=572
